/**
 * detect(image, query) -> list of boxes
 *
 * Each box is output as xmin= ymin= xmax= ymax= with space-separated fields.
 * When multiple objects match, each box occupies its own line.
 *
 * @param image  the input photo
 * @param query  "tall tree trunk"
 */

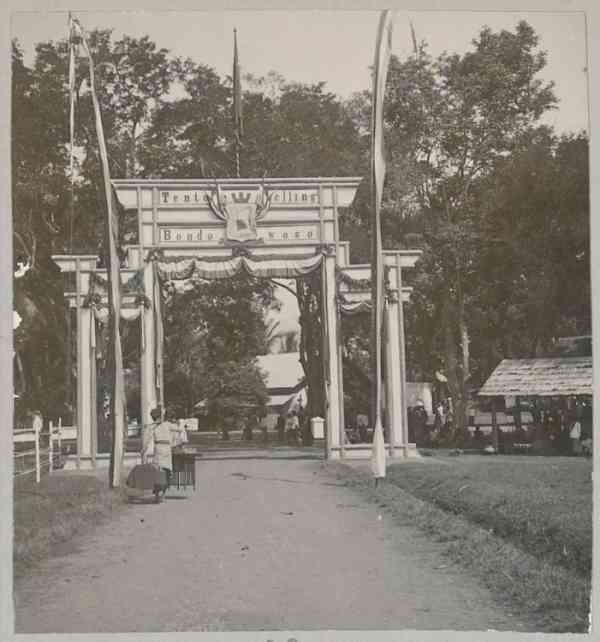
xmin=14 ymin=349 xmax=26 ymax=396
xmin=296 ymin=273 xmax=324 ymax=446
xmin=457 ymin=312 xmax=470 ymax=444
xmin=128 ymin=122 xmax=138 ymax=178
xmin=442 ymin=292 xmax=463 ymax=446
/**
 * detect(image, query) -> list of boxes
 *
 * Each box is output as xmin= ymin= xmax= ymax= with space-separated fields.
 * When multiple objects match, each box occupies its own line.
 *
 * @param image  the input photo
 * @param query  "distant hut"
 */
xmin=478 ymin=356 xmax=592 ymax=452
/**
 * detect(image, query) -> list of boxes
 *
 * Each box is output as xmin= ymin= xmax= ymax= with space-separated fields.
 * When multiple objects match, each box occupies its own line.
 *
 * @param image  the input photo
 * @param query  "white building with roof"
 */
xmin=256 ymin=352 xmax=307 ymax=428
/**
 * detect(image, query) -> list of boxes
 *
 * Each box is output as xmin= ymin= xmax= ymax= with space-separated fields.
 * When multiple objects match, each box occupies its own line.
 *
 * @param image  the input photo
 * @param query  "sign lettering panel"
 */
xmin=159 ymin=224 xmax=320 ymax=245
xmin=159 ymin=188 xmax=320 ymax=207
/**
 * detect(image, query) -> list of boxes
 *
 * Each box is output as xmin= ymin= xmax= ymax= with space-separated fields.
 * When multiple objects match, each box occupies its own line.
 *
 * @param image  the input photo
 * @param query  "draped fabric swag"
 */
xmin=339 ymin=300 xmax=372 ymax=315
xmin=92 ymin=306 xmax=144 ymax=323
xmin=155 ymin=252 xmax=324 ymax=283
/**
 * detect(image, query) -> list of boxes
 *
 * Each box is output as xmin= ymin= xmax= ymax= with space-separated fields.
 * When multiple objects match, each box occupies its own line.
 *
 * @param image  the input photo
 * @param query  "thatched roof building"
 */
xmin=478 ymin=357 xmax=592 ymax=398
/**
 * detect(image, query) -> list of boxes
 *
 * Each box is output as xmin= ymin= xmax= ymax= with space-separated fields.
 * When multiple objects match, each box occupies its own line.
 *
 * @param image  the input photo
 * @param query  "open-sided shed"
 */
xmin=477 ymin=357 xmax=593 ymax=450
xmin=478 ymin=357 xmax=592 ymax=398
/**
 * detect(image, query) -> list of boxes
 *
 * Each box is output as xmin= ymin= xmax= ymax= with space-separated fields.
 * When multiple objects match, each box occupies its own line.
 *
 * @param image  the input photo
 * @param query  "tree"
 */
xmin=341 ymin=312 xmax=371 ymax=428
xmin=12 ymin=30 xmax=181 ymax=426
xmin=379 ymin=22 xmax=558 ymax=442
xmin=138 ymin=59 xmax=230 ymax=177
xmin=473 ymin=129 xmax=590 ymax=369
xmin=12 ymin=40 xmax=74 ymax=421
xmin=162 ymin=274 xmax=274 ymax=437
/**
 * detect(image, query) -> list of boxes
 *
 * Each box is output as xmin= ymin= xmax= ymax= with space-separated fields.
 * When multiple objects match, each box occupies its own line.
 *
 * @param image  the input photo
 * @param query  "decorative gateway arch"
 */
xmin=53 ymin=177 xmax=421 ymax=468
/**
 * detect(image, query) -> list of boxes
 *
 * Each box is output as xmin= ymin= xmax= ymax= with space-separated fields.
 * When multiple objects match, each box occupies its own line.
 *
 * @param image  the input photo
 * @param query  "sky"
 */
xmin=11 ymin=9 xmax=589 ymax=135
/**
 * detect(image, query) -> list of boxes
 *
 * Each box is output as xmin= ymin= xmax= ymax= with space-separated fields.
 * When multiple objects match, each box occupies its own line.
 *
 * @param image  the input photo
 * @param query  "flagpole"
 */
xmin=66 ymin=13 xmax=76 ymax=418
xmin=233 ymin=28 xmax=242 ymax=178
xmin=370 ymin=10 xmax=394 ymax=483
xmin=71 ymin=17 xmax=126 ymax=488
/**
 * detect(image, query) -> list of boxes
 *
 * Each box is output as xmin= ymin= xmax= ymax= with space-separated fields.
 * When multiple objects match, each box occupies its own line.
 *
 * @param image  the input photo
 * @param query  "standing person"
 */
xmin=276 ymin=413 xmax=285 ymax=443
xmin=297 ymin=402 xmax=306 ymax=445
xmin=531 ymin=398 xmax=542 ymax=427
xmin=413 ymin=400 xmax=428 ymax=446
xmin=357 ymin=414 xmax=368 ymax=443
xmin=167 ymin=407 xmax=187 ymax=449
xmin=127 ymin=406 xmax=168 ymax=503
xmin=32 ymin=410 xmax=43 ymax=438
xmin=152 ymin=406 xmax=173 ymax=494
xmin=285 ymin=411 xmax=300 ymax=445
xmin=570 ymin=419 xmax=582 ymax=455
xmin=433 ymin=401 xmax=445 ymax=435
xmin=291 ymin=410 xmax=300 ymax=445
xmin=444 ymin=397 xmax=454 ymax=433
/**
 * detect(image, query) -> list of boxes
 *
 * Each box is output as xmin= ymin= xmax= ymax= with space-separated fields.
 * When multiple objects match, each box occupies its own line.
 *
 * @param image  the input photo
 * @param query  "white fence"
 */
xmin=13 ymin=419 xmax=71 ymax=483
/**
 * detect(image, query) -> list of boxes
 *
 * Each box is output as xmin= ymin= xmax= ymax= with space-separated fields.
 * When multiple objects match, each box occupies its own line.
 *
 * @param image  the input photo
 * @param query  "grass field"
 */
xmin=386 ymin=454 xmax=592 ymax=577
xmin=334 ymin=454 xmax=592 ymax=632
xmin=13 ymin=472 xmax=127 ymax=577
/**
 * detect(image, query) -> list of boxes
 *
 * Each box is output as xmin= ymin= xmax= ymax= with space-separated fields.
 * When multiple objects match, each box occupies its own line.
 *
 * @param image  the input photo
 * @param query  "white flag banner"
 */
xmin=370 ymin=10 xmax=394 ymax=479
xmin=370 ymin=418 xmax=387 ymax=479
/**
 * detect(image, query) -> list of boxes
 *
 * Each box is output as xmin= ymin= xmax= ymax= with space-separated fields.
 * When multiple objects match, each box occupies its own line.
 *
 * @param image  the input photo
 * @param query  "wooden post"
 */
xmin=49 ymin=421 xmax=54 ymax=472
xmin=90 ymin=314 xmax=97 ymax=468
xmin=75 ymin=257 xmax=82 ymax=470
xmin=58 ymin=417 xmax=62 ymax=456
xmin=34 ymin=423 xmax=41 ymax=483
xmin=491 ymin=397 xmax=498 ymax=451
xmin=337 ymin=302 xmax=345 ymax=458
xmin=515 ymin=395 xmax=522 ymax=432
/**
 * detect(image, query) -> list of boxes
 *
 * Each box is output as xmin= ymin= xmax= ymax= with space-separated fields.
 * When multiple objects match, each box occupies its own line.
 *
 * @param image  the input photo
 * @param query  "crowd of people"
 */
xmin=275 ymin=407 xmax=306 ymax=445
xmin=406 ymin=395 xmax=593 ymax=455
xmin=503 ymin=396 xmax=593 ymax=455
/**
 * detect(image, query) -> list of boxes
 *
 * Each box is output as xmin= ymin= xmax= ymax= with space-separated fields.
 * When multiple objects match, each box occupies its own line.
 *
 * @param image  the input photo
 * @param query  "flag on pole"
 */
xmin=233 ymin=28 xmax=243 ymax=177
xmin=410 ymin=20 xmax=419 ymax=56
xmin=370 ymin=10 xmax=394 ymax=480
xmin=70 ymin=16 xmax=126 ymax=488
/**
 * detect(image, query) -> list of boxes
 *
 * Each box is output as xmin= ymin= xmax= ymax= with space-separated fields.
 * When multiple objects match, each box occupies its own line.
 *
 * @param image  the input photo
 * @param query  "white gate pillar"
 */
xmin=384 ymin=289 xmax=404 ymax=457
xmin=141 ymin=259 xmax=157 ymax=461
xmin=322 ymin=250 xmax=342 ymax=459
xmin=336 ymin=304 xmax=346 ymax=455
xmin=78 ymin=305 xmax=93 ymax=461
xmin=90 ymin=313 xmax=98 ymax=464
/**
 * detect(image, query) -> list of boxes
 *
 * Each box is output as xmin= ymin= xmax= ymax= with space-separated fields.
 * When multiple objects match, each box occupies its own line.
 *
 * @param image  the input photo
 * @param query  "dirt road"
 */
xmin=15 ymin=451 xmax=533 ymax=633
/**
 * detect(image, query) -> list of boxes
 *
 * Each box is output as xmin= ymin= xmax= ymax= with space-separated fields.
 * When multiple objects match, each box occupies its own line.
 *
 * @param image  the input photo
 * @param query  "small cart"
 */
xmin=171 ymin=448 xmax=197 ymax=491
xmin=126 ymin=463 xmax=169 ymax=503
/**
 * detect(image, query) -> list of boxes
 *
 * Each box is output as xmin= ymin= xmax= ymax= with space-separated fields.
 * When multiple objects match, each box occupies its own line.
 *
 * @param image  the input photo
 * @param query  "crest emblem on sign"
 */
xmin=206 ymin=184 xmax=272 ymax=243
